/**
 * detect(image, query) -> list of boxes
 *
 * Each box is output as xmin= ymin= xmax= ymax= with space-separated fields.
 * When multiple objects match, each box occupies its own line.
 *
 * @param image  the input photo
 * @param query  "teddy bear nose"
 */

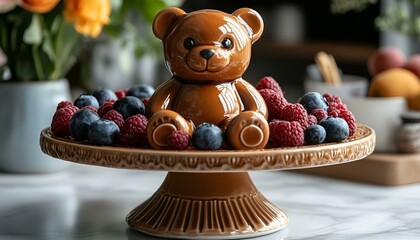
xmin=200 ymin=49 xmax=215 ymax=60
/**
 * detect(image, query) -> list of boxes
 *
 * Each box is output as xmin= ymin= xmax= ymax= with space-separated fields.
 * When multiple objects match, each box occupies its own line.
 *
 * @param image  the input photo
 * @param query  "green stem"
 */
xmin=50 ymin=18 xmax=65 ymax=79
xmin=11 ymin=24 xmax=17 ymax=52
xmin=0 ymin=24 xmax=7 ymax=51
xmin=32 ymin=44 xmax=45 ymax=80
xmin=413 ymin=0 xmax=419 ymax=37
xmin=50 ymin=19 xmax=80 ymax=80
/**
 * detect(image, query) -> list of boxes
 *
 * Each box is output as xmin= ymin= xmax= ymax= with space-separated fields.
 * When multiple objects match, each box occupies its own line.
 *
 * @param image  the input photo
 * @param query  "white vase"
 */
xmin=89 ymin=38 xmax=160 ymax=90
xmin=0 ymin=79 xmax=71 ymax=173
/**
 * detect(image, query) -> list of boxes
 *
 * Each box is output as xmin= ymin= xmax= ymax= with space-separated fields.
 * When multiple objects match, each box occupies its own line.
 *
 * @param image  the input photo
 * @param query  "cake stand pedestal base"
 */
xmin=126 ymin=172 xmax=288 ymax=239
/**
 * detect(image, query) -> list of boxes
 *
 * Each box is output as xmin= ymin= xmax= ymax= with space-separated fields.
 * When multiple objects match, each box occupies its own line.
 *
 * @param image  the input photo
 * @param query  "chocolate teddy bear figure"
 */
xmin=146 ymin=7 xmax=270 ymax=150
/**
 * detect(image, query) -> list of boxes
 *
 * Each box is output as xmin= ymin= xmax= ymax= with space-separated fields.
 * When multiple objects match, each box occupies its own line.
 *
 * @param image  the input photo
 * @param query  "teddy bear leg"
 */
xmin=147 ymin=110 xmax=193 ymax=149
xmin=226 ymin=111 xmax=269 ymax=150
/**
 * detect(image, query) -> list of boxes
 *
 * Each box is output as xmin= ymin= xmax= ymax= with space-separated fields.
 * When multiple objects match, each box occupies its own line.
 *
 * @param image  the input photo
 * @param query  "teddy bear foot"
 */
xmin=147 ymin=110 xmax=193 ymax=149
xmin=226 ymin=111 xmax=269 ymax=150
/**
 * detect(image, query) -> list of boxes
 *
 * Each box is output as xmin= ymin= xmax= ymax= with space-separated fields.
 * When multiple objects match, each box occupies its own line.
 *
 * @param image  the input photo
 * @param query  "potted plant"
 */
xmin=0 ymin=0 xmax=180 ymax=173
xmin=80 ymin=0 xmax=183 ymax=91
xmin=0 ymin=0 xmax=112 ymax=172
xmin=331 ymin=0 xmax=420 ymax=55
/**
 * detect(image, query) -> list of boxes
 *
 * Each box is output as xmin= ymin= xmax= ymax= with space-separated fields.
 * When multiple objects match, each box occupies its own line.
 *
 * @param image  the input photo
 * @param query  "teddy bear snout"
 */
xmin=200 ymin=49 xmax=215 ymax=60
xmin=185 ymin=46 xmax=231 ymax=73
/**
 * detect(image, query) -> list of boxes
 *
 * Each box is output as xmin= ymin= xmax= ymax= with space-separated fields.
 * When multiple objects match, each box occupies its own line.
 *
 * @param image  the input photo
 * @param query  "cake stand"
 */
xmin=40 ymin=124 xmax=375 ymax=239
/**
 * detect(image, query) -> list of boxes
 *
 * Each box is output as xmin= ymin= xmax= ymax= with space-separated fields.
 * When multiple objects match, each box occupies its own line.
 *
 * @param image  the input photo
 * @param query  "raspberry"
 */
xmin=119 ymin=114 xmax=148 ymax=147
xmin=269 ymin=120 xmax=304 ymax=147
xmin=323 ymin=93 xmax=342 ymax=104
xmin=311 ymin=109 xmax=328 ymax=122
xmin=307 ymin=114 xmax=318 ymax=127
xmin=338 ymin=110 xmax=357 ymax=136
xmin=56 ymin=101 xmax=74 ymax=111
xmin=256 ymin=76 xmax=283 ymax=95
xmin=325 ymin=100 xmax=356 ymax=136
xmin=328 ymin=110 xmax=339 ymax=118
xmin=258 ymin=88 xmax=276 ymax=100
xmin=97 ymin=100 xmax=115 ymax=117
xmin=279 ymin=103 xmax=309 ymax=129
xmin=167 ymin=130 xmax=191 ymax=150
xmin=103 ymin=110 xmax=124 ymax=129
xmin=259 ymin=89 xmax=288 ymax=120
xmin=115 ymin=89 xmax=127 ymax=99
xmin=327 ymin=102 xmax=347 ymax=116
xmin=51 ymin=106 xmax=79 ymax=137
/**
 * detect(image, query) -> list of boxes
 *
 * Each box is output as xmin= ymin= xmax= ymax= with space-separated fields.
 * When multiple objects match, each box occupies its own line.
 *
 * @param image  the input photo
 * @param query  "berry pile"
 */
xmin=51 ymin=84 xmax=153 ymax=147
xmin=50 ymin=77 xmax=357 ymax=150
xmin=50 ymin=84 xmax=219 ymax=150
xmin=257 ymin=76 xmax=356 ymax=147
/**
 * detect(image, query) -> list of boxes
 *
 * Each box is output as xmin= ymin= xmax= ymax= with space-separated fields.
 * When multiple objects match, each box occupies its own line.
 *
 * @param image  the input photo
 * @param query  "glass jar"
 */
xmin=397 ymin=111 xmax=420 ymax=153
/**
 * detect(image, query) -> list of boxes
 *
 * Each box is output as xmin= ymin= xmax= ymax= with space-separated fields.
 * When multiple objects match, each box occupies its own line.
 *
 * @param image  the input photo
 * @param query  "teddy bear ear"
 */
xmin=233 ymin=8 xmax=264 ymax=43
xmin=153 ymin=7 xmax=186 ymax=40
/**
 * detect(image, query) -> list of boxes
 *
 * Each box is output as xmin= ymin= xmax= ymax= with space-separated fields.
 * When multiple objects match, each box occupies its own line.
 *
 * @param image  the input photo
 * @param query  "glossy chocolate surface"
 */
xmin=147 ymin=77 xmax=267 ymax=126
xmin=147 ymin=7 xmax=268 ymax=150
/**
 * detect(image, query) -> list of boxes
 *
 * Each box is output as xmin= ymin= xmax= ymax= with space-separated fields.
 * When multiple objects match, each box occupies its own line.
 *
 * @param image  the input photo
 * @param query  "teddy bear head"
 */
xmin=153 ymin=7 xmax=264 ymax=82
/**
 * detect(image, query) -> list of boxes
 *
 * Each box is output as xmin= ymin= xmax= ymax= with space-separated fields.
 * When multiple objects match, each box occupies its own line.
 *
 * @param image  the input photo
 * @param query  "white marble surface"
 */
xmin=0 ymin=163 xmax=420 ymax=240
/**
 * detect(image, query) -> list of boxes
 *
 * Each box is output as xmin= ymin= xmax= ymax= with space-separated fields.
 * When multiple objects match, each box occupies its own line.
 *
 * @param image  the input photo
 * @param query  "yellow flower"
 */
xmin=64 ymin=0 xmax=111 ymax=38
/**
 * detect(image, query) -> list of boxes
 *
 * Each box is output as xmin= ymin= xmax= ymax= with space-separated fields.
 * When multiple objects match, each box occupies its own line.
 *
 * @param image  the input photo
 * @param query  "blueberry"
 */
xmin=127 ymin=84 xmax=155 ymax=100
xmin=92 ymin=88 xmax=117 ymax=106
xmin=74 ymin=94 xmax=100 ymax=109
xmin=319 ymin=117 xmax=349 ymax=142
xmin=304 ymin=124 xmax=326 ymax=145
xmin=70 ymin=109 xmax=100 ymax=141
xmin=192 ymin=123 xmax=223 ymax=150
xmin=113 ymin=96 xmax=145 ymax=119
xmin=298 ymin=92 xmax=328 ymax=113
xmin=88 ymin=119 xmax=120 ymax=146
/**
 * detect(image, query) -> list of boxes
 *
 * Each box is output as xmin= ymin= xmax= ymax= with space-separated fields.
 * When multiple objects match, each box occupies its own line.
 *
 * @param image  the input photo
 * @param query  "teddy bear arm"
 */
xmin=235 ymin=79 xmax=268 ymax=119
xmin=146 ymin=78 xmax=181 ymax=118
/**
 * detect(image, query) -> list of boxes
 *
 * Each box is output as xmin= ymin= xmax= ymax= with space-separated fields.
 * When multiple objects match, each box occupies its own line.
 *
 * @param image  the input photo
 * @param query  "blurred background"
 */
xmin=65 ymin=0 xmax=381 ymax=102
xmin=61 ymin=0 xmax=381 ymax=100
xmin=4 ymin=0 xmax=415 ymax=103
xmin=181 ymin=0 xmax=380 ymax=102
xmin=2 ymin=0 xmax=420 ymax=173
xmin=1 ymin=4 xmax=420 ymax=240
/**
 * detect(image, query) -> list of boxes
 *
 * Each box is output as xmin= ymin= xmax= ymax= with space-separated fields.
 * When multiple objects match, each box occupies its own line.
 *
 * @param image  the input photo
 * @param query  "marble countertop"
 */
xmin=0 ymin=163 xmax=419 ymax=240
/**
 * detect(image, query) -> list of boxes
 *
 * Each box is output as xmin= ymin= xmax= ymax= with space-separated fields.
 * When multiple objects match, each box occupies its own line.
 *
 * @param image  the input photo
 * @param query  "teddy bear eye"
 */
xmin=221 ymin=38 xmax=232 ymax=49
xmin=184 ymin=38 xmax=195 ymax=49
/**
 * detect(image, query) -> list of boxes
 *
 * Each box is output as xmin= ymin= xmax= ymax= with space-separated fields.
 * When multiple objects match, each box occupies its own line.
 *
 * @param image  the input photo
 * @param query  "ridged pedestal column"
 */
xmin=126 ymin=172 xmax=288 ymax=239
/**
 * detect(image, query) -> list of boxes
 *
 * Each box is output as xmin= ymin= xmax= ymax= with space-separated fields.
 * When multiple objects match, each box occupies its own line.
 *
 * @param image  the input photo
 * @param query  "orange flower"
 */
xmin=64 ymin=0 xmax=111 ymax=38
xmin=19 ymin=0 xmax=60 ymax=13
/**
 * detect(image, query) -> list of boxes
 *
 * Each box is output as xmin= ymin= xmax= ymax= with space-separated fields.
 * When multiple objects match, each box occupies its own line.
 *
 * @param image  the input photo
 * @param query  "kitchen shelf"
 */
xmin=254 ymin=40 xmax=377 ymax=63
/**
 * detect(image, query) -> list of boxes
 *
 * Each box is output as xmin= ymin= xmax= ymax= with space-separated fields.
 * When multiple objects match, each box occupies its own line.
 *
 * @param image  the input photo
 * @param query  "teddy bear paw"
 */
xmin=226 ymin=111 xmax=269 ymax=150
xmin=147 ymin=110 xmax=193 ymax=149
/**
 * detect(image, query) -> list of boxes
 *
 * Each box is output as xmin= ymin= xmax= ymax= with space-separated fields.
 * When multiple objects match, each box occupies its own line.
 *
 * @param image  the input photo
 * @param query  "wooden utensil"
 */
xmin=315 ymin=51 xmax=342 ymax=85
